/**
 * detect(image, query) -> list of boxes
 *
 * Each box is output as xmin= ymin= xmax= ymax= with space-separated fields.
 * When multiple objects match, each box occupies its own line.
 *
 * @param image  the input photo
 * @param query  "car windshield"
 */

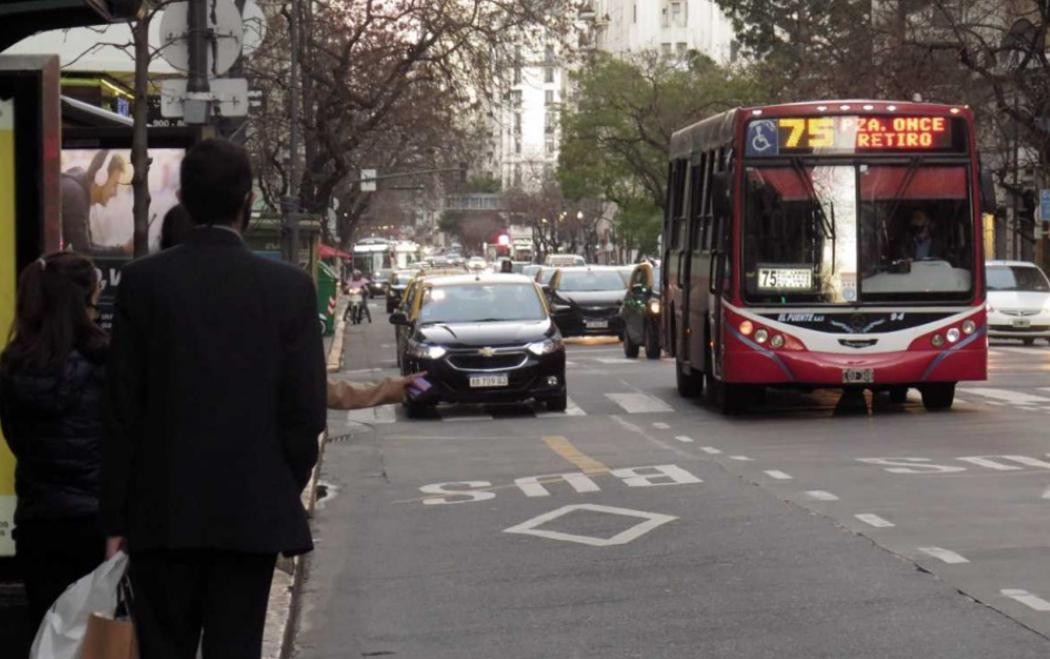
xmin=393 ymin=271 xmax=416 ymax=284
xmin=558 ymin=270 xmax=626 ymax=292
xmin=743 ymin=164 xmax=973 ymax=304
xmin=987 ymin=265 xmax=1050 ymax=292
xmin=418 ymin=283 xmax=547 ymax=324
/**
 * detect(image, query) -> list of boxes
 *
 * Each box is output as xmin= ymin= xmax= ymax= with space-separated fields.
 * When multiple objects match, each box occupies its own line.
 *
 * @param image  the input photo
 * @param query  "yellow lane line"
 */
xmin=542 ymin=435 xmax=609 ymax=475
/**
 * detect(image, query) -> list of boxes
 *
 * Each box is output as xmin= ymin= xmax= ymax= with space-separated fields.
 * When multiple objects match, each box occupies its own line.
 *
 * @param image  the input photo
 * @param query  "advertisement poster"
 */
xmin=60 ymin=148 xmax=185 ymax=330
xmin=0 ymin=99 xmax=17 ymax=556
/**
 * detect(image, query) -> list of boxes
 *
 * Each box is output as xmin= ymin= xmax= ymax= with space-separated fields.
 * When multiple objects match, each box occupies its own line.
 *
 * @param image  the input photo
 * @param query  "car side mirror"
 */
xmin=389 ymin=311 xmax=409 ymax=326
xmin=979 ymin=164 xmax=997 ymax=215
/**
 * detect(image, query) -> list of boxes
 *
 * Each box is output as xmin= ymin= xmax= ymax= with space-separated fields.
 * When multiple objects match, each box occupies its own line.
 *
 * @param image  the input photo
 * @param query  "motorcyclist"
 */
xmin=344 ymin=269 xmax=372 ymax=323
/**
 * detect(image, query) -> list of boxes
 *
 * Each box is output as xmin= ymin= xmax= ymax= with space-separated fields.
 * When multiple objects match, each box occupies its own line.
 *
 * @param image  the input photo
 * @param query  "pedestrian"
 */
xmin=159 ymin=204 xmax=194 ymax=251
xmin=0 ymin=252 xmax=108 ymax=636
xmin=103 ymin=139 xmax=327 ymax=659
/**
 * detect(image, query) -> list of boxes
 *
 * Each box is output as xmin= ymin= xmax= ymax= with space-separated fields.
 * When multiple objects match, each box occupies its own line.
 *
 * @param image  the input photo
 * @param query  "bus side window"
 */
xmin=667 ymin=159 xmax=688 ymax=286
xmin=689 ymin=153 xmax=706 ymax=253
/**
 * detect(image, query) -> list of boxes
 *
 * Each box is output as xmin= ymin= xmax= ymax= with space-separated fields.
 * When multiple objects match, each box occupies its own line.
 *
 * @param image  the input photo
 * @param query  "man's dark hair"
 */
xmin=180 ymin=139 xmax=252 ymax=226
xmin=160 ymin=204 xmax=194 ymax=249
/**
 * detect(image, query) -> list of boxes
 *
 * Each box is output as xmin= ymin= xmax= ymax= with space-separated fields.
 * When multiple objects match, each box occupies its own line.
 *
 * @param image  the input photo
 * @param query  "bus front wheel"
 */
xmin=706 ymin=374 xmax=750 ymax=415
xmin=675 ymin=359 xmax=703 ymax=398
xmin=920 ymin=382 xmax=955 ymax=411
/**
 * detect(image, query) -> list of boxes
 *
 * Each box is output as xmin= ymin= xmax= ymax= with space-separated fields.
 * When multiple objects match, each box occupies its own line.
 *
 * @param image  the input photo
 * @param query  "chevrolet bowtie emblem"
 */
xmin=479 ymin=347 xmax=496 ymax=357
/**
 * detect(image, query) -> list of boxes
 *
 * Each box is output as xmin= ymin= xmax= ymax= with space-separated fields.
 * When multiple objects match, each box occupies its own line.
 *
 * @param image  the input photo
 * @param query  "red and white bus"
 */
xmin=662 ymin=101 xmax=996 ymax=413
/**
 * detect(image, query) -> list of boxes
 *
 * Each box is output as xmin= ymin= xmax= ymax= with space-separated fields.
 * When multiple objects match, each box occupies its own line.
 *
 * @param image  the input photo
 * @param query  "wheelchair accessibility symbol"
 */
xmin=746 ymin=119 xmax=778 ymax=157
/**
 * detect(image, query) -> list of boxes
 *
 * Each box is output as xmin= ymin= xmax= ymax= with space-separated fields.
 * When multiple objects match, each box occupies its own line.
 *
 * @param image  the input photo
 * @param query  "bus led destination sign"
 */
xmin=760 ymin=115 xmax=957 ymax=154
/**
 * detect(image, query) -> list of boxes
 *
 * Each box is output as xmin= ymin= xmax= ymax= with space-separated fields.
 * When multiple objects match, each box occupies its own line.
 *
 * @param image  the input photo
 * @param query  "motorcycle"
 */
xmin=346 ymin=287 xmax=368 ymax=325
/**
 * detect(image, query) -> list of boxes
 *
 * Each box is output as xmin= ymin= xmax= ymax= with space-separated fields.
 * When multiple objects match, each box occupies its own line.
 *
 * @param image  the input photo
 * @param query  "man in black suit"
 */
xmin=103 ymin=139 xmax=326 ymax=659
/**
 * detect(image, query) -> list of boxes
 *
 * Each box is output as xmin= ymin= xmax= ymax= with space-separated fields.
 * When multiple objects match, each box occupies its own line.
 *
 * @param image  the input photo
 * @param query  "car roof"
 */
xmin=986 ymin=260 xmax=1043 ymax=268
xmin=421 ymin=273 xmax=538 ymax=287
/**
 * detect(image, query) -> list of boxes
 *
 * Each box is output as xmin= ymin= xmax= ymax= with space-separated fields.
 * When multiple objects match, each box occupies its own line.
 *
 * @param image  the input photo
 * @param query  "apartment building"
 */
xmin=586 ymin=0 xmax=737 ymax=64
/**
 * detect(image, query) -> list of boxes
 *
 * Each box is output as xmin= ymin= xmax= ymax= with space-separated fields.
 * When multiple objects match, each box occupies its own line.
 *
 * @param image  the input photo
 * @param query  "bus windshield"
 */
xmin=742 ymin=163 xmax=973 ymax=304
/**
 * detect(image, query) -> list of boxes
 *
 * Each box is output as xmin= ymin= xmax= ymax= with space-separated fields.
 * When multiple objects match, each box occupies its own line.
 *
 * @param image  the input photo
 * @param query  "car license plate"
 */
xmin=1013 ymin=318 xmax=1031 ymax=328
xmin=842 ymin=368 xmax=874 ymax=384
xmin=585 ymin=320 xmax=609 ymax=329
xmin=469 ymin=374 xmax=509 ymax=388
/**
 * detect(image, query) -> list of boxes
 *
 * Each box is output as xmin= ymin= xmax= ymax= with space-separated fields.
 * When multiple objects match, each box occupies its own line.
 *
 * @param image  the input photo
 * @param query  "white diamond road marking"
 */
xmin=806 ymin=490 xmax=839 ymax=501
xmin=605 ymin=393 xmax=674 ymax=414
xmin=918 ymin=547 xmax=969 ymax=564
xmin=855 ymin=513 xmax=894 ymax=528
xmin=503 ymin=504 xmax=678 ymax=547
xmin=675 ymin=436 xmax=696 ymax=444
xmin=764 ymin=470 xmax=793 ymax=480
xmin=962 ymin=387 xmax=1050 ymax=405
xmin=1002 ymin=589 xmax=1050 ymax=612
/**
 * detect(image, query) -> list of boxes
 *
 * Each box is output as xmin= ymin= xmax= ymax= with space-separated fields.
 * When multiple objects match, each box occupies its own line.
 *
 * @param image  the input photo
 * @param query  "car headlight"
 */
xmin=527 ymin=338 xmax=564 ymax=356
xmin=647 ymin=299 xmax=661 ymax=315
xmin=407 ymin=341 xmax=447 ymax=360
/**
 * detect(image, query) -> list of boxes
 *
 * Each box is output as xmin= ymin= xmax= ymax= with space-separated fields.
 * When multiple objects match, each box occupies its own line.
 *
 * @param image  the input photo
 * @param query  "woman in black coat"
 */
xmin=0 ymin=251 xmax=108 ymax=631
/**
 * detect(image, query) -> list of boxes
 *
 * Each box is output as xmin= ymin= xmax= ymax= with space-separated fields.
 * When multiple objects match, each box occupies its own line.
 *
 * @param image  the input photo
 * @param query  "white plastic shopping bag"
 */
xmin=29 ymin=551 xmax=129 ymax=659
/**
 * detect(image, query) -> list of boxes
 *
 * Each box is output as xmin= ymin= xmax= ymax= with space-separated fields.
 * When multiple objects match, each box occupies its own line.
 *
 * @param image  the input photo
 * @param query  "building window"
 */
xmin=515 ymin=139 xmax=522 ymax=155
xmin=514 ymin=113 xmax=522 ymax=134
xmin=513 ymin=164 xmax=522 ymax=188
xmin=545 ymin=90 xmax=555 ymax=105
xmin=730 ymin=40 xmax=740 ymax=63
xmin=545 ymin=135 xmax=556 ymax=155
xmin=545 ymin=45 xmax=555 ymax=63
xmin=661 ymin=43 xmax=672 ymax=57
xmin=633 ymin=2 xmax=637 ymax=23
xmin=513 ymin=66 xmax=521 ymax=85
xmin=544 ymin=67 xmax=554 ymax=83
xmin=511 ymin=90 xmax=522 ymax=107
xmin=545 ymin=110 xmax=557 ymax=133
xmin=676 ymin=42 xmax=688 ymax=57
xmin=671 ymin=1 xmax=685 ymax=25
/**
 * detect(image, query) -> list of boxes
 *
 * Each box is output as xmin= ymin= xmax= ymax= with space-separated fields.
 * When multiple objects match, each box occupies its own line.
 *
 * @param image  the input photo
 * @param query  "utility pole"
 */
xmin=282 ymin=0 xmax=302 ymax=264
xmin=184 ymin=0 xmax=211 ymax=124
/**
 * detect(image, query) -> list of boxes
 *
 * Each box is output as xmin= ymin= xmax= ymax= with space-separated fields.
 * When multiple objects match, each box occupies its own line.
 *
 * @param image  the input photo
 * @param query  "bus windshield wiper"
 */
xmin=790 ymin=157 xmax=835 ymax=241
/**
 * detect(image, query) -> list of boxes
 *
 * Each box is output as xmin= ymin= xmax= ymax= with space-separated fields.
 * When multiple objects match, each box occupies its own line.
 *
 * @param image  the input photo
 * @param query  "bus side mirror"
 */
xmin=979 ymin=166 xmax=997 ymax=215
xmin=710 ymin=172 xmax=732 ymax=219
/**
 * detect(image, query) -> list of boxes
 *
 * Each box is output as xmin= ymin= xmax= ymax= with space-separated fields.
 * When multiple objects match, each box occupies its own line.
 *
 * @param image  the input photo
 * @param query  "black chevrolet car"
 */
xmin=619 ymin=261 xmax=662 ymax=359
xmin=390 ymin=273 xmax=567 ymax=417
xmin=546 ymin=267 xmax=628 ymax=336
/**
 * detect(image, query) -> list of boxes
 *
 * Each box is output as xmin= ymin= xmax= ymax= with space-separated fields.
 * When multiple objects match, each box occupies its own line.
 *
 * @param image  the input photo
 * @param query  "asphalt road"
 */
xmin=295 ymin=302 xmax=1050 ymax=658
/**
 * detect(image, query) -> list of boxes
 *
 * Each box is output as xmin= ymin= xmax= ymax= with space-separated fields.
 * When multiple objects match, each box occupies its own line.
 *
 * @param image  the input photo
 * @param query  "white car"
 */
xmin=986 ymin=260 xmax=1050 ymax=345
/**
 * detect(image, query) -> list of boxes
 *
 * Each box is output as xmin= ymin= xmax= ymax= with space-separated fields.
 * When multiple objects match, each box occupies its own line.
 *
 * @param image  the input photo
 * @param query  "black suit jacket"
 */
xmin=103 ymin=227 xmax=326 ymax=555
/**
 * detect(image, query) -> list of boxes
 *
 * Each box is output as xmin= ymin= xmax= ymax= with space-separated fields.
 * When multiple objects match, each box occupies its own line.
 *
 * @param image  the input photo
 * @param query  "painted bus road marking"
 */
xmin=917 ymin=547 xmax=970 ymax=565
xmin=605 ymin=393 xmax=674 ymax=414
xmin=855 ymin=513 xmax=895 ymax=528
xmin=806 ymin=490 xmax=839 ymax=501
xmin=676 ymin=436 xmax=697 ymax=444
xmin=858 ymin=455 xmax=1050 ymax=475
xmin=764 ymin=470 xmax=793 ymax=480
xmin=543 ymin=435 xmax=609 ymax=475
xmin=412 ymin=463 xmax=703 ymax=505
xmin=1001 ymin=589 xmax=1050 ymax=612
xmin=503 ymin=504 xmax=678 ymax=547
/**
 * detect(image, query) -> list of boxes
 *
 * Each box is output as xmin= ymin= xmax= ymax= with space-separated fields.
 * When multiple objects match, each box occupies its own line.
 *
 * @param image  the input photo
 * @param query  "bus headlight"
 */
xmin=770 ymin=334 xmax=785 ymax=349
xmin=739 ymin=320 xmax=754 ymax=336
xmin=946 ymin=327 xmax=961 ymax=343
xmin=962 ymin=320 xmax=976 ymax=335
xmin=931 ymin=334 xmax=945 ymax=348
xmin=647 ymin=299 xmax=661 ymax=315
xmin=754 ymin=328 xmax=769 ymax=344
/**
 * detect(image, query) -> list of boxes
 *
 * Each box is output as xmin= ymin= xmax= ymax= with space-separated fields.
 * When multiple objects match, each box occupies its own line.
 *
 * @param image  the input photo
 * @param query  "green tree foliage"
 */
xmin=558 ymin=51 xmax=765 ymax=255
xmin=467 ymin=174 xmax=502 ymax=193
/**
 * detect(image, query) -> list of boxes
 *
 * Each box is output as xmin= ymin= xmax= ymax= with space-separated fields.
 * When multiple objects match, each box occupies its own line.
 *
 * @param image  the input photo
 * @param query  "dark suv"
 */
xmin=619 ymin=262 xmax=662 ymax=359
xmin=546 ymin=267 xmax=627 ymax=336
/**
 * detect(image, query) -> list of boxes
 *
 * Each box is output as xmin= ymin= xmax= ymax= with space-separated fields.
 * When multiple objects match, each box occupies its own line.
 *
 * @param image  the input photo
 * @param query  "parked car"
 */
xmin=390 ymin=273 xmax=567 ymax=417
xmin=986 ymin=260 xmax=1050 ymax=345
xmin=546 ymin=266 xmax=628 ymax=337
xmin=619 ymin=262 xmax=662 ymax=358
xmin=544 ymin=253 xmax=586 ymax=267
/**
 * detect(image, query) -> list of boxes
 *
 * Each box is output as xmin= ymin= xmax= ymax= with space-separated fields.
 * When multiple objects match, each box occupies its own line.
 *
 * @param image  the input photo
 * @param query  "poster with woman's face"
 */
xmin=60 ymin=148 xmax=184 ymax=255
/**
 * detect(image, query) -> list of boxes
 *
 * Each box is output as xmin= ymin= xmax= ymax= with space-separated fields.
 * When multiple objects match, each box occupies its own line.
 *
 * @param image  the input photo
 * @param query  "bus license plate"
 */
xmin=585 ymin=320 xmax=609 ymax=329
xmin=842 ymin=368 xmax=874 ymax=384
xmin=470 ymin=374 xmax=509 ymax=388
xmin=1013 ymin=318 xmax=1031 ymax=328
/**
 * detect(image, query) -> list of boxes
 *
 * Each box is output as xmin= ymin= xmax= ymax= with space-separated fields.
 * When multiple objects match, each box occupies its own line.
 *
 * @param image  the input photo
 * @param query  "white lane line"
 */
xmin=962 ymin=387 xmax=1050 ymax=405
xmin=596 ymin=358 xmax=638 ymax=365
xmin=605 ymin=393 xmax=674 ymax=414
xmin=699 ymin=445 xmax=722 ymax=454
xmin=1002 ymin=589 xmax=1050 ymax=612
xmin=729 ymin=455 xmax=753 ymax=462
xmin=346 ymin=404 xmax=397 ymax=424
xmin=917 ymin=547 xmax=969 ymax=564
xmin=652 ymin=422 xmax=670 ymax=429
xmin=565 ymin=361 xmax=579 ymax=367
xmin=855 ymin=513 xmax=895 ymax=528
xmin=986 ymin=401 xmax=1005 ymax=407
xmin=1041 ymin=485 xmax=1050 ymax=500
xmin=806 ymin=490 xmax=839 ymax=501
xmin=676 ymin=436 xmax=696 ymax=444
xmin=764 ymin=470 xmax=793 ymax=480
xmin=953 ymin=398 xmax=968 ymax=405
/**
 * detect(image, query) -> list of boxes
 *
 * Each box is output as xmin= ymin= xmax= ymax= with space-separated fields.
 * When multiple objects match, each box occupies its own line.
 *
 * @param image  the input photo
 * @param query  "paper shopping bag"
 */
xmin=79 ymin=612 xmax=138 ymax=659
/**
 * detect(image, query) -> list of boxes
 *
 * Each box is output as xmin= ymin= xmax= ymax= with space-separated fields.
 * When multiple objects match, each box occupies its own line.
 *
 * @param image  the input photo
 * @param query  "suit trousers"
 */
xmin=129 ymin=549 xmax=277 ymax=659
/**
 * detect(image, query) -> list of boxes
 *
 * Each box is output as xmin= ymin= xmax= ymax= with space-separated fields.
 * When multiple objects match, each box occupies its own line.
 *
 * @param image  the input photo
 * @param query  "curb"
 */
xmin=264 ymin=310 xmax=348 ymax=659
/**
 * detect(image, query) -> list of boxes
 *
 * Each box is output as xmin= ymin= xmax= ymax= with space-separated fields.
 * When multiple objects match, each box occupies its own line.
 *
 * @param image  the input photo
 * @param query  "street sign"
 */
xmin=159 ymin=0 xmax=243 ymax=77
xmin=161 ymin=78 xmax=250 ymax=118
xmin=361 ymin=169 xmax=377 ymax=192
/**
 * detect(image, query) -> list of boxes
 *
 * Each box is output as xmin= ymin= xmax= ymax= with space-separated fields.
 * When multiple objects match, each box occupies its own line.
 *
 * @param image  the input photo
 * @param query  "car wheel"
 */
xmin=543 ymin=391 xmax=568 ymax=412
xmin=644 ymin=323 xmax=661 ymax=359
xmin=623 ymin=329 xmax=640 ymax=358
xmin=675 ymin=359 xmax=703 ymax=398
xmin=888 ymin=387 xmax=908 ymax=404
xmin=404 ymin=400 xmax=434 ymax=419
xmin=920 ymin=382 xmax=955 ymax=411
